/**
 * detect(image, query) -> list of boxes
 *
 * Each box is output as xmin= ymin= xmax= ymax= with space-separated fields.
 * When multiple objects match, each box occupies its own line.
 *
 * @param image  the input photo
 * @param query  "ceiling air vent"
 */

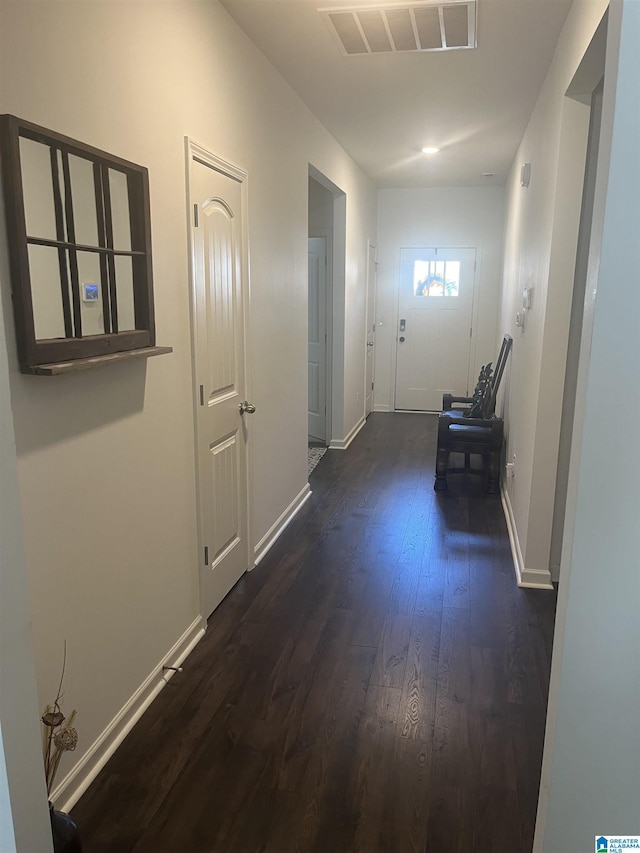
xmin=320 ymin=1 xmax=476 ymax=56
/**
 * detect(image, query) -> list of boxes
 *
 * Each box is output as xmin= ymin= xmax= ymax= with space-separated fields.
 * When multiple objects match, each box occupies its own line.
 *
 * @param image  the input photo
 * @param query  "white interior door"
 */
xmin=395 ymin=247 xmax=476 ymax=411
xmin=189 ymin=147 xmax=251 ymax=618
xmin=365 ymin=243 xmax=376 ymax=416
xmin=308 ymin=237 xmax=326 ymax=442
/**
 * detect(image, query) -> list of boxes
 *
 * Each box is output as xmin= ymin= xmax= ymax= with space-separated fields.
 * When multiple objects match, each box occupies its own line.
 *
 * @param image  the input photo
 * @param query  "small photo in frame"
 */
xmin=82 ymin=283 xmax=99 ymax=302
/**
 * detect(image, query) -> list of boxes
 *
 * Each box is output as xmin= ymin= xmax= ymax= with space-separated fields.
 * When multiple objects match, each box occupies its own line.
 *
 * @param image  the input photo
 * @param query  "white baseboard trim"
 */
xmin=373 ymin=404 xmax=390 ymax=412
xmin=253 ymin=483 xmax=312 ymax=567
xmin=329 ymin=416 xmax=366 ymax=450
xmin=501 ymin=485 xmax=554 ymax=590
xmin=53 ymin=615 xmax=206 ymax=813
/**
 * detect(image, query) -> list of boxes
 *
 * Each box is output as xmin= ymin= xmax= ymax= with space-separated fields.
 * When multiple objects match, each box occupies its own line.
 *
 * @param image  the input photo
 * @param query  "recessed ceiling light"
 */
xmin=421 ymin=146 xmax=440 ymax=155
xmin=482 ymin=172 xmax=496 ymax=177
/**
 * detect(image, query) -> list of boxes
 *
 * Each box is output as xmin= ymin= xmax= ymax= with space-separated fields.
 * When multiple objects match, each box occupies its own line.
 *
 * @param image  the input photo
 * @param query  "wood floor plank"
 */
xmin=327 ymin=684 xmax=401 ymax=852
xmin=71 ymin=413 xmax=556 ymax=853
xmin=349 ymin=544 xmax=397 ymax=648
xmin=275 ymin=609 xmax=355 ymax=792
xmin=398 ymin=596 xmax=441 ymax=741
xmin=509 ymin=702 xmax=548 ymax=852
xmin=387 ymin=559 xmax=421 ymax=616
xmin=264 ymin=643 xmax=377 ymax=853
xmin=425 ymin=785 xmax=475 ymax=853
xmin=332 ymin=527 xmax=388 ymax=611
xmin=378 ymin=736 xmax=432 ymax=853
xmin=370 ymin=613 xmax=412 ymax=688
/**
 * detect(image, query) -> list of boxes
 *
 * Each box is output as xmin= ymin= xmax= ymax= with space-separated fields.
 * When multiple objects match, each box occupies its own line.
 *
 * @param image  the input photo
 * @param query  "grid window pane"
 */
xmin=69 ymin=154 xmax=99 ymax=247
xmin=19 ymin=137 xmax=57 ymax=241
xmin=28 ymin=244 xmax=68 ymax=339
xmin=414 ymin=259 xmax=460 ymax=297
xmin=109 ymin=169 xmax=132 ymax=251
xmin=77 ymin=251 xmax=105 ymax=336
xmin=114 ymin=255 xmax=136 ymax=331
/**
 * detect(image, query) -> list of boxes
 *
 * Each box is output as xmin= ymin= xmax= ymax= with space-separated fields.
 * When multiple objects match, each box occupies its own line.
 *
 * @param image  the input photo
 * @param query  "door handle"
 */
xmin=367 ymin=342 xmax=374 ymax=347
xmin=239 ymin=401 xmax=256 ymax=414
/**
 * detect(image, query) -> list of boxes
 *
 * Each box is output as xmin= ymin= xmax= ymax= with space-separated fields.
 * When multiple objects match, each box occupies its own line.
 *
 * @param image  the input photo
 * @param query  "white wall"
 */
xmin=0 ymin=258 xmax=52 ymax=849
xmin=536 ymin=0 xmax=640 ymax=847
xmin=0 ymin=0 xmax=376 ymax=808
xmin=499 ymin=0 xmax=608 ymax=586
xmin=375 ymin=187 xmax=505 ymax=411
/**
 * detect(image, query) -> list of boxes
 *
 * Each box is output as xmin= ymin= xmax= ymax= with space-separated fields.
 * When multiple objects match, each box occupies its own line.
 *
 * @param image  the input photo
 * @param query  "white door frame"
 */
xmin=550 ymin=73 xmax=606 ymax=579
xmin=185 ymin=137 xmax=253 ymax=615
xmin=364 ymin=241 xmax=377 ymax=416
xmin=323 ymin=237 xmax=333 ymax=444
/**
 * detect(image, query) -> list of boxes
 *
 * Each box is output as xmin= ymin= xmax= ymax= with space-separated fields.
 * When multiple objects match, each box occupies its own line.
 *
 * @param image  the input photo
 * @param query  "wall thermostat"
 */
xmin=82 ymin=283 xmax=99 ymax=302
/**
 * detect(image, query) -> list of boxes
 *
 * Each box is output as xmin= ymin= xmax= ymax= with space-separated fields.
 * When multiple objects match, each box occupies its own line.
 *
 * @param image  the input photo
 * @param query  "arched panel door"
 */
xmin=189 ymin=149 xmax=251 ymax=618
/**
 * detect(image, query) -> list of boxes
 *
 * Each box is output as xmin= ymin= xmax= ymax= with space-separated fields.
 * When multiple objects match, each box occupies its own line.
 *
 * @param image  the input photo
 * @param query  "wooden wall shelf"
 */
xmin=22 ymin=345 xmax=173 ymax=375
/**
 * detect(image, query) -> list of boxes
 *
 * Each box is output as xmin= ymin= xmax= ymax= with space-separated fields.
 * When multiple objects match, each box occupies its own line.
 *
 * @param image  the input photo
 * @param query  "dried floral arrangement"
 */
xmin=41 ymin=646 xmax=78 ymax=796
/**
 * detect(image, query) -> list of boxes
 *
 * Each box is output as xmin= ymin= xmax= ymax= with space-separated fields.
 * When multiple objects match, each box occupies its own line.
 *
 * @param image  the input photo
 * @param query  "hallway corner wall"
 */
xmin=498 ymin=0 xmax=608 ymax=586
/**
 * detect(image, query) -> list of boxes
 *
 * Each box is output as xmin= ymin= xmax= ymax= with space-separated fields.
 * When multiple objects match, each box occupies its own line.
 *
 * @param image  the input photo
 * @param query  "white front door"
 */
xmin=188 ymin=145 xmax=251 ymax=618
xmin=365 ymin=243 xmax=376 ymax=416
xmin=308 ymin=237 xmax=327 ymax=442
xmin=395 ymin=247 xmax=476 ymax=411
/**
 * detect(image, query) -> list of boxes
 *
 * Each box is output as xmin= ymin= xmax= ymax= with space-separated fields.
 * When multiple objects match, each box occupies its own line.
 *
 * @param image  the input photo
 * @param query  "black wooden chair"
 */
xmin=434 ymin=334 xmax=513 ymax=493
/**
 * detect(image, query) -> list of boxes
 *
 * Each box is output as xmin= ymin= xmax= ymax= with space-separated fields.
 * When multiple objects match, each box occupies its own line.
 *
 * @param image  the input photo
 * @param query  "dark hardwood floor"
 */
xmin=72 ymin=413 xmax=556 ymax=853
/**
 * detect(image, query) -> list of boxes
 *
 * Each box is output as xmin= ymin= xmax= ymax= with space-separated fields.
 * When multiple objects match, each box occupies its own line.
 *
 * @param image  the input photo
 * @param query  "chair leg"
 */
xmin=434 ymin=446 xmax=449 ymax=491
xmin=487 ymin=449 xmax=501 ymax=494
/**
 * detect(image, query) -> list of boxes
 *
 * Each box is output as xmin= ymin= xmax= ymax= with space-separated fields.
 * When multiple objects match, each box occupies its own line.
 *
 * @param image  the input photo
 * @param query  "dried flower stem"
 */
xmin=41 ymin=643 xmax=78 ymax=796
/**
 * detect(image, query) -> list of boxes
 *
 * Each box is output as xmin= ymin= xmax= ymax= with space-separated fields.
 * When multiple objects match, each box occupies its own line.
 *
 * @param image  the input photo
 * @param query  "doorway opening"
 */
xmin=549 ymin=13 xmax=607 ymax=583
xmin=307 ymin=167 xmax=346 ymax=465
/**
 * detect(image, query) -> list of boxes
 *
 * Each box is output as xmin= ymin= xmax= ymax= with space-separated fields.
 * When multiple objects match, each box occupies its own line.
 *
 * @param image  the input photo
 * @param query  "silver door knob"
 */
xmin=239 ymin=401 xmax=256 ymax=414
xmin=367 ymin=342 xmax=374 ymax=347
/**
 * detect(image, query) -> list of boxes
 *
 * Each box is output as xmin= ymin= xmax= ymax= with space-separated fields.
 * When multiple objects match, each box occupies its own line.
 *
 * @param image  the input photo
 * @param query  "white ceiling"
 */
xmin=218 ymin=0 xmax=574 ymax=187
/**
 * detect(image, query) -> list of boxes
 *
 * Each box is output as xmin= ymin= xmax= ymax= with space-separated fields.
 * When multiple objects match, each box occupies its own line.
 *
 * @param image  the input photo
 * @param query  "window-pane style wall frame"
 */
xmin=0 ymin=115 xmax=157 ymax=371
